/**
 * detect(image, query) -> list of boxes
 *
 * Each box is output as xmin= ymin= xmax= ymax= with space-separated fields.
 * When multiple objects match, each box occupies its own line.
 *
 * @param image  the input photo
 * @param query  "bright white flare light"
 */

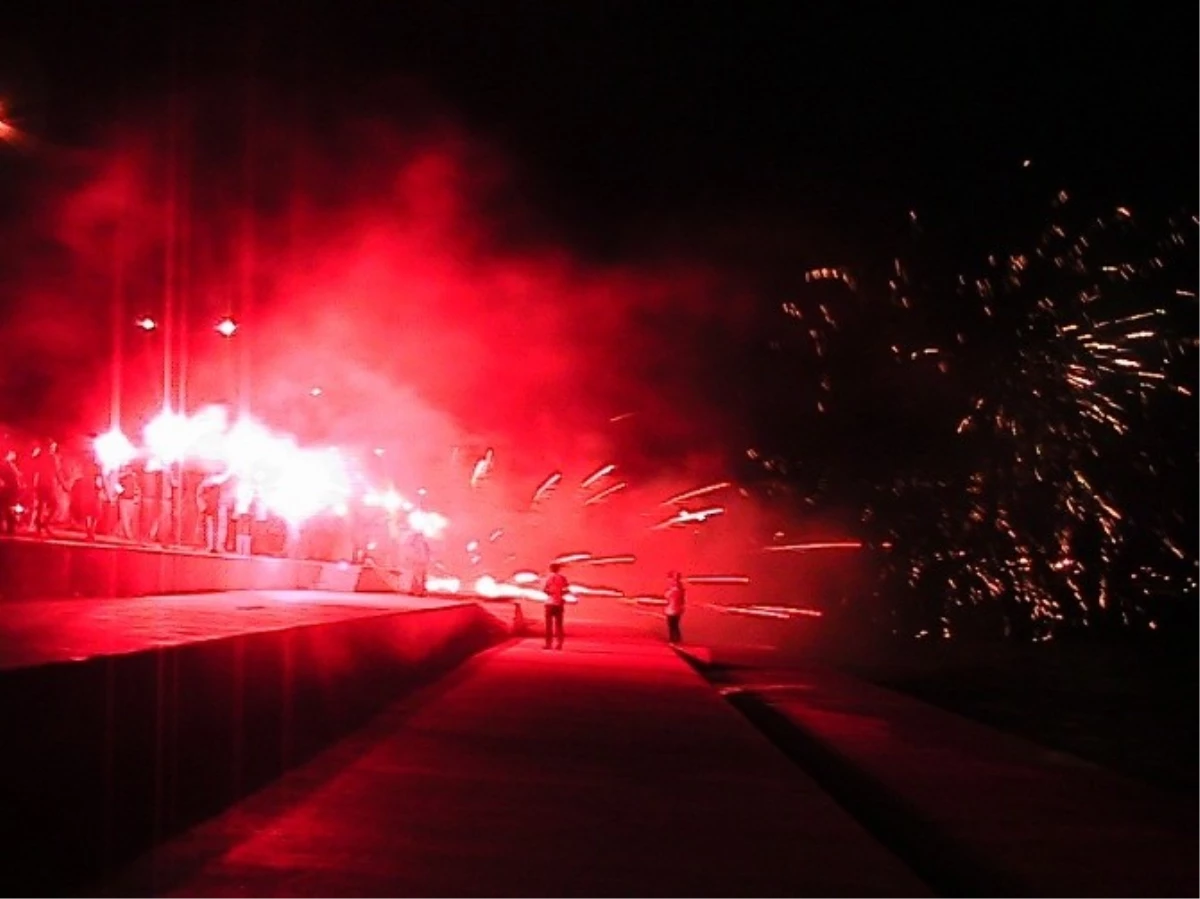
xmin=426 ymin=576 xmax=462 ymax=595
xmin=93 ymin=429 xmax=137 ymax=473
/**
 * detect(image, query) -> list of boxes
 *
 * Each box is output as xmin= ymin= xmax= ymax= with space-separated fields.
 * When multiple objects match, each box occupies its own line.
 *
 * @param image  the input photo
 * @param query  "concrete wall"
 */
xmin=0 ymin=539 xmax=341 ymax=601
xmin=0 ymin=601 xmax=507 ymax=894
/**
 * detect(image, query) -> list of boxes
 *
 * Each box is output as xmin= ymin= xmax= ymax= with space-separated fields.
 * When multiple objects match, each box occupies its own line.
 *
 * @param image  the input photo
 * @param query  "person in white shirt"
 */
xmin=542 ymin=563 xmax=569 ymax=649
xmin=665 ymin=571 xmax=686 ymax=644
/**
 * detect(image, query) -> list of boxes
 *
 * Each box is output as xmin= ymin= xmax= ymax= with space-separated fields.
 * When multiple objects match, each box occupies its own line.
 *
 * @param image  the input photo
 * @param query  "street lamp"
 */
xmin=135 ymin=316 xmax=157 ymax=331
xmin=215 ymin=317 xmax=238 ymax=338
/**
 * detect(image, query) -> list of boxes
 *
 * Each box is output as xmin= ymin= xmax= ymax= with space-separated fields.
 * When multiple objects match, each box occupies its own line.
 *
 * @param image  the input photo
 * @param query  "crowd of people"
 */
xmin=4 ymin=430 xmax=686 ymax=645
xmin=0 ymin=432 xmax=430 ymax=573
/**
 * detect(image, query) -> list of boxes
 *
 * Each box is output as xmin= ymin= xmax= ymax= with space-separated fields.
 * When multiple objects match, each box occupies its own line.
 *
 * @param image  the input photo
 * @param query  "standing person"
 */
xmin=408 ymin=532 xmax=430 ymax=596
xmin=665 ymin=571 xmax=686 ymax=644
xmin=0 ymin=450 xmax=20 ymax=536
xmin=71 ymin=460 xmax=102 ymax=541
xmin=115 ymin=464 xmax=141 ymax=541
xmin=233 ymin=480 xmax=254 ymax=556
xmin=29 ymin=442 xmax=60 ymax=537
xmin=140 ymin=462 xmax=161 ymax=543
xmin=542 ymin=562 xmax=569 ymax=650
xmin=198 ymin=472 xmax=226 ymax=553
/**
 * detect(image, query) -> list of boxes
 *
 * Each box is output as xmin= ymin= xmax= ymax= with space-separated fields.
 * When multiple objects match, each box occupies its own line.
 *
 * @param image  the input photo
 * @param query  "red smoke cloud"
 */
xmin=0 ymin=99 xmax=864 ymax=638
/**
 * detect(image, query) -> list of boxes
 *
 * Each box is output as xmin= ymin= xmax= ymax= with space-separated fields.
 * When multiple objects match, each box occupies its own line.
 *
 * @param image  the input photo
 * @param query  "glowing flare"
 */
xmin=408 ymin=508 xmax=449 ymax=539
xmin=427 ymin=576 xmax=461 ymax=594
xmin=93 ymin=429 xmax=137 ymax=473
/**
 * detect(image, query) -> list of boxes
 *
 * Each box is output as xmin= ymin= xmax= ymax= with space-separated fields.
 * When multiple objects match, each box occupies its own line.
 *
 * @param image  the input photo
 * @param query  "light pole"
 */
xmin=215 ymin=317 xmax=239 ymax=417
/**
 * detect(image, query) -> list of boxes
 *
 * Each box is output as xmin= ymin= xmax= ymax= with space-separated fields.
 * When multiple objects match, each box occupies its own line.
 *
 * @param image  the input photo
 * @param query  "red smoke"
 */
xmin=0 ymin=97 xmax=865 ymax=646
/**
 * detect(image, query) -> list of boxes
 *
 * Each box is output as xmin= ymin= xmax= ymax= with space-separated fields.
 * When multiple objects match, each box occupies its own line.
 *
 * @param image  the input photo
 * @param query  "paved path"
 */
xmin=0 ymin=592 xmax=460 ymax=670
xmin=101 ymin=635 xmax=930 ymax=897
xmin=717 ymin=665 xmax=1198 ymax=898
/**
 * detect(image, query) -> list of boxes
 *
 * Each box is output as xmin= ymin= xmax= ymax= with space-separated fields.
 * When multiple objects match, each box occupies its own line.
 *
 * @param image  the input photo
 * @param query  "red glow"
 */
xmin=5 ymin=111 xmax=872 ymax=619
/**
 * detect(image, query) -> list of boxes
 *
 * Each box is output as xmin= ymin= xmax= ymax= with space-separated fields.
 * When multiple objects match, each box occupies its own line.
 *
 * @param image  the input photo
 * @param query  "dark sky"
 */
xmin=3 ymin=0 xmax=1196 ymax=264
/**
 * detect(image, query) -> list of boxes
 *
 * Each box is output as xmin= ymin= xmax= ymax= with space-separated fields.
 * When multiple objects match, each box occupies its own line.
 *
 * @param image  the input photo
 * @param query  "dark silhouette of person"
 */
xmin=409 ymin=532 xmax=430 ymax=596
xmin=542 ymin=562 xmax=569 ymax=649
xmin=0 ymin=450 xmax=21 ymax=536
xmin=115 ymin=464 xmax=141 ymax=541
xmin=665 ymin=571 xmax=686 ymax=644
xmin=72 ymin=460 xmax=102 ymax=541
xmin=29 ymin=442 xmax=61 ymax=537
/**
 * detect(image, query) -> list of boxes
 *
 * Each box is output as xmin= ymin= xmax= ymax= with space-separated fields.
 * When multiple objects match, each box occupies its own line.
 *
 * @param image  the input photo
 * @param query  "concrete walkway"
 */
xmin=101 ymin=635 xmax=930 ymax=897
xmin=719 ymin=665 xmax=1198 ymax=898
xmin=0 ymin=592 xmax=460 ymax=670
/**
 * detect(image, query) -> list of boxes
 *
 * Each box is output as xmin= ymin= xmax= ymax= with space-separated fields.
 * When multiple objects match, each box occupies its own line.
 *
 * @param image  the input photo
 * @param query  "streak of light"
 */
xmin=652 ymin=506 xmax=725 ymax=530
xmin=551 ymin=551 xmax=593 ymax=566
xmin=622 ymin=595 xmax=667 ymax=607
xmin=580 ymin=554 xmax=637 ymax=566
xmin=532 ymin=471 xmax=562 ymax=503
xmin=661 ymin=481 xmax=732 ymax=506
xmin=581 ymin=463 xmax=616 ymax=489
xmin=584 ymin=482 xmax=627 ymax=505
xmin=567 ymin=583 xmax=625 ymax=598
xmin=712 ymin=604 xmax=824 ymax=620
xmin=762 ymin=541 xmax=864 ymax=552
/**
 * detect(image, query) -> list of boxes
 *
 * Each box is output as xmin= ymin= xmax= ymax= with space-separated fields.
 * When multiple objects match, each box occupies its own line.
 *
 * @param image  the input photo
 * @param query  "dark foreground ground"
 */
xmin=716 ymin=636 xmax=1198 ymax=795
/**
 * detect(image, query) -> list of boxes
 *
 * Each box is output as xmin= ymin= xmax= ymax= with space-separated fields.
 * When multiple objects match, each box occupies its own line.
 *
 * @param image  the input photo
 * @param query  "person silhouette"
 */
xmin=665 ymin=571 xmax=686 ymax=644
xmin=542 ymin=563 xmax=569 ymax=649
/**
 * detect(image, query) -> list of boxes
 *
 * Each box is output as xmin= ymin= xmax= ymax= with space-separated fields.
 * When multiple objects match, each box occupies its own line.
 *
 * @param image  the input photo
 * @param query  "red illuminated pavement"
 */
xmin=100 ymin=632 xmax=931 ymax=898
xmin=1 ymin=530 xmax=219 ymax=553
xmin=719 ymin=665 xmax=1198 ymax=898
xmin=0 ymin=591 xmax=460 ymax=671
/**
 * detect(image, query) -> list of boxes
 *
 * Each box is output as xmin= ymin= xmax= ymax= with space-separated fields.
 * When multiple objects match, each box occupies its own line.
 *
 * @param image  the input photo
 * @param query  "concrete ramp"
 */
xmin=99 ymin=632 xmax=931 ymax=897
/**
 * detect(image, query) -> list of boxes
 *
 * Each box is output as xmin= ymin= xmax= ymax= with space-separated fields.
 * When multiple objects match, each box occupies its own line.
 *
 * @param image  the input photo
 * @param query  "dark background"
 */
xmin=1 ymin=0 xmax=1195 ymax=263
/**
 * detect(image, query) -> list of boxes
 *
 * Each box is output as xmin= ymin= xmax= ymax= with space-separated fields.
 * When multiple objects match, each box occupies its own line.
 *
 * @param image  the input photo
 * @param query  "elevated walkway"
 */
xmin=0 ymin=591 xmax=507 ymax=894
xmin=99 ymin=632 xmax=931 ymax=897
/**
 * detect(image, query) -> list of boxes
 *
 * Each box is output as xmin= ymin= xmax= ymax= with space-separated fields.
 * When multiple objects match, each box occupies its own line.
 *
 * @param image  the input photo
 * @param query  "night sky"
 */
xmin=2 ymin=1 xmax=1195 ymax=264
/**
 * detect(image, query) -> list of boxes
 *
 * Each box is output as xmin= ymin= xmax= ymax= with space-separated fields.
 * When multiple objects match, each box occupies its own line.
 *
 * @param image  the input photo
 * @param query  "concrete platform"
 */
xmin=0 ymin=591 xmax=455 ymax=670
xmin=712 ymin=664 xmax=1198 ymax=898
xmin=98 ymin=631 xmax=931 ymax=898
xmin=0 ymin=592 xmax=507 ymax=895
xmin=0 ymin=535 xmax=341 ymax=601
